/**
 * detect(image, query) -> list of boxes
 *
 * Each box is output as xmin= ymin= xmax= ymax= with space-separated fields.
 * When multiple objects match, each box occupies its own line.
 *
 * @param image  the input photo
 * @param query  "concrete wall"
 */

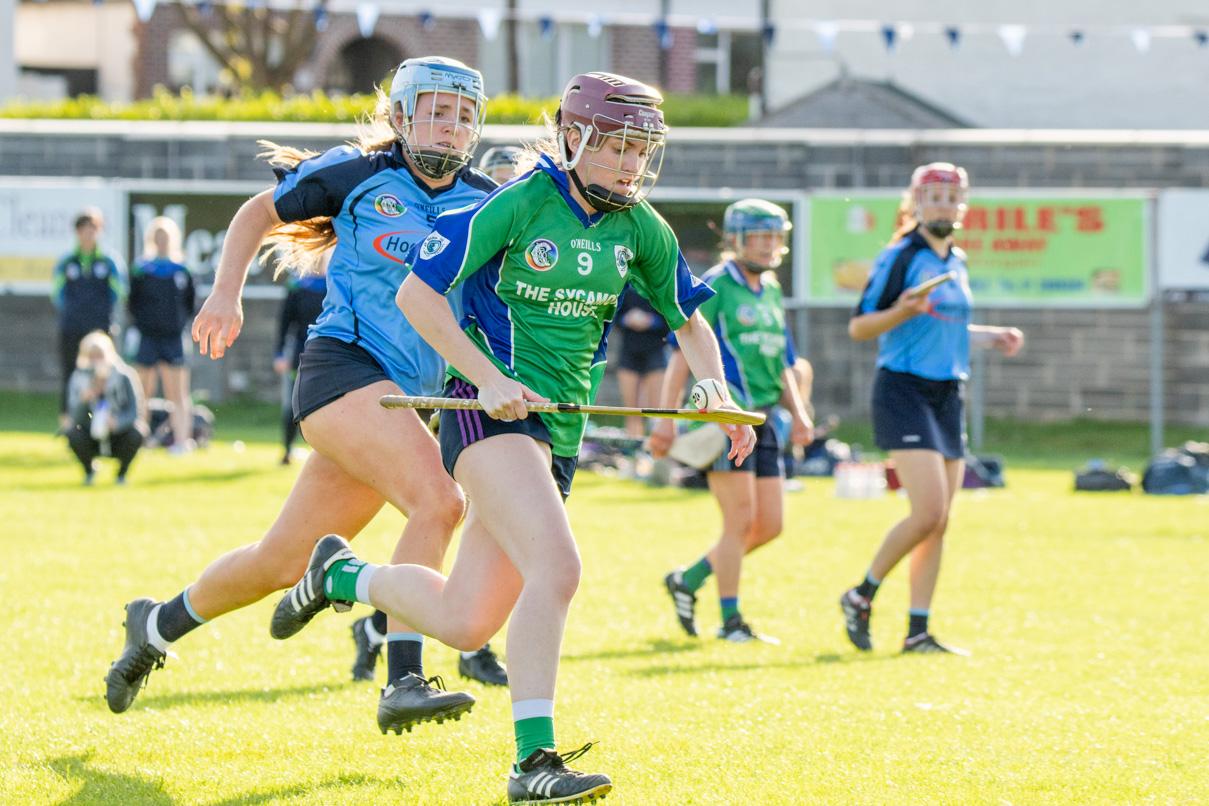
xmin=1 ymin=122 xmax=1206 ymax=428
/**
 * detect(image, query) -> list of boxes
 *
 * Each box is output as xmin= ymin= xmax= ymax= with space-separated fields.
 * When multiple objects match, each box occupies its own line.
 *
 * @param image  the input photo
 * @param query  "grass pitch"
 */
xmin=1 ymin=409 xmax=1206 ymax=805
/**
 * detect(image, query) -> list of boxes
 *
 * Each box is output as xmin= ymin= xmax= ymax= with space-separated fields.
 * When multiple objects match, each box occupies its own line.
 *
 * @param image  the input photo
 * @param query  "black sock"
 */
xmin=156 ymin=590 xmax=207 ymax=644
xmin=907 ymin=611 xmax=929 ymax=638
xmin=387 ymin=639 xmax=425 ymax=681
xmin=855 ymin=572 xmax=881 ymax=601
xmin=371 ymin=609 xmax=388 ymax=635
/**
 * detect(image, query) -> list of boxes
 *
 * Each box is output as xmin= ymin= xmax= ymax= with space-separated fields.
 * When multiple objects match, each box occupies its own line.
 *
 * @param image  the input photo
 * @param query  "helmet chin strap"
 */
xmin=923 ymin=221 xmax=955 ymax=238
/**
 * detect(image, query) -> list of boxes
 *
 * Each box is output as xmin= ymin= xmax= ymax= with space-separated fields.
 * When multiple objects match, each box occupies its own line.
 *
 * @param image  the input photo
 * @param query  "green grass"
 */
xmin=1 ymin=397 xmax=1207 ymax=804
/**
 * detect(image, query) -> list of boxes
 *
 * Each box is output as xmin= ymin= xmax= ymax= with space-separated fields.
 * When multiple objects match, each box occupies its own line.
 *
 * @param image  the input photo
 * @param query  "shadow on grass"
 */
xmin=9 ymin=467 xmax=271 ymax=492
xmin=80 ymin=681 xmax=353 ymax=711
xmin=564 ymin=639 xmax=705 ymax=661
xmin=47 ymin=752 xmax=381 ymax=806
xmin=626 ymin=650 xmax=899 ymax=678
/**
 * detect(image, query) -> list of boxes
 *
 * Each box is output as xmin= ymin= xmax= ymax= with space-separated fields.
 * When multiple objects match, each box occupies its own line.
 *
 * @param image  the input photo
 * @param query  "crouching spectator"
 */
xmin=67 ymin=331 xmax=146 ymax=485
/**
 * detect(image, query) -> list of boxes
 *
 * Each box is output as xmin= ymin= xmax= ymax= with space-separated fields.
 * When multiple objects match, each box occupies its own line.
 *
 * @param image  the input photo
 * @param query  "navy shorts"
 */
xmin=872 ymin=367 xmax=966 ymax=460
xmin=438 ymin=377 xmax=578 ymax=500
xmin=616 ymin=343 xmax=668 ymax=374
xmin=709 ymin=413 xmax=783 ymax=478
xmin=292 ymin=336 xmax=390 ymax=423
xmin=136 ymin=334 xmax=186 ymax=367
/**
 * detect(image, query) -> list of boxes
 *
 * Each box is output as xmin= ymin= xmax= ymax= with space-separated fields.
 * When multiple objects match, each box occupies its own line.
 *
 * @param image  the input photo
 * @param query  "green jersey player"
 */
xmin=271 ymin=72 xmax=756 ymax=805
xmin=652 ymin=199 xmax=815 ymax=645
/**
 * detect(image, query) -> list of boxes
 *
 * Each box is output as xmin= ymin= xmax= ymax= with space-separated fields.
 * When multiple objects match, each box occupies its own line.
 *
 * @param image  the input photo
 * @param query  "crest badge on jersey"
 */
xmin=419 ymin=232 xmax=450 ymax=260
xmin=374 ymin=194 xmax=406 ymax=217
xmin=525 ymin=239 xmax=559 ymax=271
xmin=737 ymin=304 xmax=758 ymax=326
xmin=614 ymin=245 xmax=633 ymax=279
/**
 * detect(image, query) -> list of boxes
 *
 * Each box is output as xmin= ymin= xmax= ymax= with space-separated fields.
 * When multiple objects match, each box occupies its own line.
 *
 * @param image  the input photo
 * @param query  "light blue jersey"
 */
xmin=273 ymin=142 xmax=495 ymax=395
xmin=856 ymin=228 xmax=973 ymax=381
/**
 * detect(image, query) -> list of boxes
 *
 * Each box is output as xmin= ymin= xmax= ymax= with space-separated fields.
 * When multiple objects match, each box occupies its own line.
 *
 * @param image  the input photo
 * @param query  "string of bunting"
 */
xmin=120 ymin=0 xmax=1209 ymax=56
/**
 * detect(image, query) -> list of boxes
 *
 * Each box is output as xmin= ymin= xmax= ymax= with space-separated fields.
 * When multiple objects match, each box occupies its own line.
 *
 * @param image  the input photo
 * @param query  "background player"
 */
xmin=840 ymin=163 xmax=1024 ymax=655
xmin=271 ymin=71 xmax=756 ymax=804
xmin=652 ymin=199 xmax=814 ymax=643
xmin=129 ymin=216 xmax=195 ymax=454
xmin=478 ymin=144 xmax=523 ymax=184
xmin=273 ymin=246 xmax=328 ymax=466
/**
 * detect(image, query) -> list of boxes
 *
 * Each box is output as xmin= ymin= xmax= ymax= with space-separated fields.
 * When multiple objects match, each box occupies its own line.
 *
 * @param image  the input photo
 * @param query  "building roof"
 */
xmin=758 ymin=75 xmax=973 ymax=129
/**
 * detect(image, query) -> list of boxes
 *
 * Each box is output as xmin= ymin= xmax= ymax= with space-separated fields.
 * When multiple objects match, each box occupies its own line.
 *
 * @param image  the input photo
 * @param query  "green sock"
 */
xmin=681 ymin=557 xmax=713 ymax=592
xmin=721 ymin=596 xmax=740 ymax=621
xmin=515 ymin=716 xmax=556 ymax=766
xmin=325 ymin=558 xmax=376 ymax=604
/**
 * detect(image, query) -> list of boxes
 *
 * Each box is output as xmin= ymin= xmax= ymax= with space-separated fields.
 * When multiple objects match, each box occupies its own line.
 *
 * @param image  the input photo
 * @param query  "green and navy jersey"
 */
xmin=273 ymin=141 xmax=495 ymax=396
xmin=51 ymin=247 xmax=127 ymax=335
xmin=129 ymin=257 xmax=195 ymax=337
xmin=855 ymin=227 xmax=973 ymax=381
xmin=685 ymin=260 xmax=797 ymax=410
xmin=409 ymin=153 xmax=713 ymax=457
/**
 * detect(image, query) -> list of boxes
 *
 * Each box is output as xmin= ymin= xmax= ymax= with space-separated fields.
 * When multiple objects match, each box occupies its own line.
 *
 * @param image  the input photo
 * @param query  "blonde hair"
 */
xmin=261 ymin=89 xmax=398 ymax=278
xmin=888 ymin=191 xmax=918 ymax=245
xmin=143 ymin=216 xmax=185 ymax=263
xmin=76 ymin=330 xmax=123 ymax=370
xmin=513 ymin=113 xmax=563 ymax=175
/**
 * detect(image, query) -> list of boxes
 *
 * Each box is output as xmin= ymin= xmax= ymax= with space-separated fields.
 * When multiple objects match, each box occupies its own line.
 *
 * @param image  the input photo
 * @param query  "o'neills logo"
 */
xmin=525 ymin=239 xmax=559 ymax=271
xmin=374 ymin=194 xmax=406 ymax=217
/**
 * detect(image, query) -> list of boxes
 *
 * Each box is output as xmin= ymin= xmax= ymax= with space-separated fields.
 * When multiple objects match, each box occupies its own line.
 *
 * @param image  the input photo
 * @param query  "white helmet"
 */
xmin=389 ymin=56 xmax=487 ymax=179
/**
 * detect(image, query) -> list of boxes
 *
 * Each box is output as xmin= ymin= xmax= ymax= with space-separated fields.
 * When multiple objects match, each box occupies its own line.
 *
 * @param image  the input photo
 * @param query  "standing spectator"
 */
xmin=614 ymin=289 xmax=670 ymax=438
xmin=129 ymin=217 xmax=195 ymax=454
xmin=840 ymin=163 xmax=1024 ymax=655
xmin=273 ymin=247 xmax=330 ymax=465
xmin=66 ymin=331 xmax=145 ymax=485
xmin=52 ymin=208 xmax=127 ymax=432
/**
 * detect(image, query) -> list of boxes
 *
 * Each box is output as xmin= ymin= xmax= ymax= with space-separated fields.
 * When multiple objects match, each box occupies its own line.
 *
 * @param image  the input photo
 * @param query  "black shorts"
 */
xmin=708 ymin=414 xmax=783 ymax=478
xmin=872 ymin=367 xmax=966 ymax=460
xmin=616 ymin=342 xmax=668 ymax=374
xmin=292 ymin=336 xmax=390 ymax=423
xmin=135 ymin=334 xmax=186 ymax=367
xmin=438 ymin=377 xmax=578 ymax=500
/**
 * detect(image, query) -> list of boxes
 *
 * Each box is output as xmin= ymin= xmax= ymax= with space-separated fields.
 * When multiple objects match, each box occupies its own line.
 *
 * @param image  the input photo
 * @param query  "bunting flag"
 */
xmin=476 ymin=8 xmax=501 ymax=41
xmin=697 ymin=19 xmax=718 ymax=36
xmin=1070 ymin=30 xmax=1085 ymax=47
xmin=539 ymin=16 xmax=555 ymax=40
xmin=881 ymin=25 xmax=896 ymax=53
xmin=1196 ymin=30 xmax=1209 ymax=47
xmin=356 ymin=3 xmax=379 ymax=38
xmin=198 ymin=0 xmax=213 ymax=18
xmin=653 ymin=20 xmax=672 ymax=50
xmin=998 ymin=24 xmax=1027 ymax=56
xmin=312 ymin=5 xmax=327 ymax=31
xmin=762 ymin=22 xmax=776 ymax=47
xmin=586 ymin=14 xmax=603 ymax=39
xmin=945 ymin=27 xmax=960 ymax=50
xmin=1130 ymin=28 xmax=1151 ymax=54
xmin=812 ymin=21 xmax=839 ymax=53
xmin=132 ymin=0 xmax=156 ymax=22
xmin=419 ymin=11 xmax=434 ymax=31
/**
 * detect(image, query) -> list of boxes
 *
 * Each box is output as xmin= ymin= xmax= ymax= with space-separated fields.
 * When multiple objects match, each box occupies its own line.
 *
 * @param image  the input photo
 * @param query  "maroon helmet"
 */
xmin=555 ymin=72 xmax=668 ymax=212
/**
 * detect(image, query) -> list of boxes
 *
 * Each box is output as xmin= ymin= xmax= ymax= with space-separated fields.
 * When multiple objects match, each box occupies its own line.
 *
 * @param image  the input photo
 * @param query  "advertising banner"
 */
xmin=0 ymin=180 xmax=125 ymax=290
xmin=1157 ymin=188 xmax=1209 ymax=298
xmin=809 ymin=192 xmax=1150 ymax=308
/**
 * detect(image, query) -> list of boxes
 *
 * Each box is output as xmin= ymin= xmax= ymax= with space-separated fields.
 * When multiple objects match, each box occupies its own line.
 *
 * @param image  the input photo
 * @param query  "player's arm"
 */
xmin=969 ymin=324 xmax=1024 ymax=356
xmin=670 ymin=313 xmax=755 ymax=462
xmin=649 ymin=348 xmax=691 ymax=457
xmin=193 ymin=189 xmax=282 ymax=358
xmin=848 ymin=251 xmax=931 ymax=341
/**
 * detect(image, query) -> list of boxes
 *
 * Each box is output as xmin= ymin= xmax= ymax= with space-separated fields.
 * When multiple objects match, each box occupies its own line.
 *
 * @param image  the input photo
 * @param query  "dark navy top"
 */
xmin=129 ymin=257 xmax=195 ymax=337
xmin=51 ymin=247 xmax=127 ymax=334
xmin=275 ymin=274 xmax=327 ymax=370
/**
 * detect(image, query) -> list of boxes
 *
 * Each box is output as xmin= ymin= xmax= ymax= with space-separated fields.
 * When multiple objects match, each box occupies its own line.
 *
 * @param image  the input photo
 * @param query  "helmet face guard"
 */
xmin=478 ymin=145 xmax=523 ymax=182
xmin=910 ymin=163 xmax=969 ymax=238
xmin=723 ymin=199 xmax=792 ymax=269
xmin=389 ymin=57 xmax=487 ymax=179
xmin=555 ymin=72 xmax=667 ymax=213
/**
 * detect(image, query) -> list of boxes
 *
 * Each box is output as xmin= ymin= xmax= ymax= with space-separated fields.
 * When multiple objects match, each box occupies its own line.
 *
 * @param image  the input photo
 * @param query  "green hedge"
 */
xmin=0 ymin=87 xmax=750 ymax=127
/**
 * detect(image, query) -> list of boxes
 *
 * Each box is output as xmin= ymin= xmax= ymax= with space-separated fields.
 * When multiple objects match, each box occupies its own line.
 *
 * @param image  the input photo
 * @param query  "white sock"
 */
xmin=363 ymin=616 xmax=386 ymax=647
xmin=145 ymin=604 xmax=170 ymax=653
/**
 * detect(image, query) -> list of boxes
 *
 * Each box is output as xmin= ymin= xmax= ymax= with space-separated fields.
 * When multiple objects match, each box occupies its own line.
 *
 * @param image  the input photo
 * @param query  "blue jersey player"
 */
xmin=840 ymin=163 xmax=1024 ymax=656
xmin=105 ymin=57 xmax=504 ymax=730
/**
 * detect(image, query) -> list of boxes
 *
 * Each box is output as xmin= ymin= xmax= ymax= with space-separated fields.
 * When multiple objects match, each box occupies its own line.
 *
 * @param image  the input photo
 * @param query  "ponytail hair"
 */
xmin=261 ymin=89 xmax=399 ymax=277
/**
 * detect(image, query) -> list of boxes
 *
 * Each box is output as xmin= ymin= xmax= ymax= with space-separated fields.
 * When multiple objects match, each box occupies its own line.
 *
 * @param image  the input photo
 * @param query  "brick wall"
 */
xmin=2 ymin=125 xmax=1207 ymax=427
